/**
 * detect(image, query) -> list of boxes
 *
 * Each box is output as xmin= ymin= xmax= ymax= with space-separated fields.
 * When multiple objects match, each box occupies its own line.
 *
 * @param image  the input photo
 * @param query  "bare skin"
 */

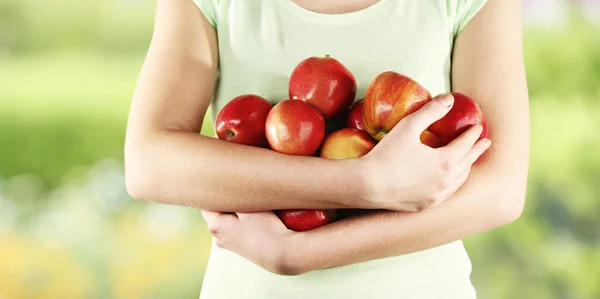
xmin=290 ymin=0 xmax=381 ymax=14
xmin=201 ymin=0 xmax=530 ymax=276
xmin=124 ymin=0 xmax=490 ymax=214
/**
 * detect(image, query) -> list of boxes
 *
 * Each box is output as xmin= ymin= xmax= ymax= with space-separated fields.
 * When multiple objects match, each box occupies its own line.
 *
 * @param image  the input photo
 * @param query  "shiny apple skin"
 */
xmin=344 ymin=99 xmax=366 ymax=132
xmin=215 ymin=94 xmax=273 ymax=147
xmin=276 ymin=209 xmax=339 ymax=232
xmin=320 ymin=128 xmax=377 ymax=160
xmin=265 ymin=100 xmax=326 ymax=156
xmin=289 ymin=55 xmax=357 ymax=120
xmin=420 ymin=130 xmax=444 ymax=148
xmin=428 ymin=92 xmax=488 ymax=145
xmin=364 ymin=71 xmax=433 ymax=141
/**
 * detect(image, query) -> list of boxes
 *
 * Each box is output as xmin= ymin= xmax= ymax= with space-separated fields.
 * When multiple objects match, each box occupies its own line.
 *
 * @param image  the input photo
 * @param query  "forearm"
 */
xmin=125 ymin=129 xmax=366 ymax=212
xmin=291 ymin=161 xmax=527 ymax=272
xmin=125 ymin=0 xmax=369 ymax=213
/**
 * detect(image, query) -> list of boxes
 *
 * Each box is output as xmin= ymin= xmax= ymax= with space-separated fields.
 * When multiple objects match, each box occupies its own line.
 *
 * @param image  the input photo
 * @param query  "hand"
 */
xmin=201 ymin=210 xmax=306 ymax=276
xmin=360 ymin=93 xmax=492 ymax=212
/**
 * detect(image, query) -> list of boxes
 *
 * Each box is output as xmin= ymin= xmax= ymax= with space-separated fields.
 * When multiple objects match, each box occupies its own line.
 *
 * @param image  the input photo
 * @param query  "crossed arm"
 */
xmin=281 ymin=0 xmax=529 ymax=273
xmin=125 ymin=0 xmax=529 ymax=275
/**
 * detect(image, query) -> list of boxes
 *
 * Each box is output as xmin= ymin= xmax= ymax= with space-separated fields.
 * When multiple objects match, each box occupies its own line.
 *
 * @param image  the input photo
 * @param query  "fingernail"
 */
xmin=437 ymin=94 xmax=454 ymax=107
xmin=485 ymin=139 xmax=492 ymax=147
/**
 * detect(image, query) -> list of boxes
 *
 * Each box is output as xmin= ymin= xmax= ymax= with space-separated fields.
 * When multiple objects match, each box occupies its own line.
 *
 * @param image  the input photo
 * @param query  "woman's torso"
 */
xmin=194 ymin=0 xmax=487 ymax=298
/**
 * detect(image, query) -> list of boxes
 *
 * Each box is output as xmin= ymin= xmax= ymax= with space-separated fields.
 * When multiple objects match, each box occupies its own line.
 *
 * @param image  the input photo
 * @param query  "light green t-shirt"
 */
xmin=193 ymin=1 xmax=487 ymax=298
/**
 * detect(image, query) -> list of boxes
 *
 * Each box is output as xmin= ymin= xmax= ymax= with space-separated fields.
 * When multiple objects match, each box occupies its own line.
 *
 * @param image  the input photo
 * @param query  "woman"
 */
xmin=124 ymin=0 xmax=530 ymax=298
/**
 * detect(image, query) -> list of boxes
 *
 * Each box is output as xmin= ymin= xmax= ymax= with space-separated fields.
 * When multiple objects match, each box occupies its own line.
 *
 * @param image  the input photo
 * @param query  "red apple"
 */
xmin=276 ymin=209 xmax=339 ymax=232
xmin=320 ymin=128 xmax=376 ymax=160
xmin=481 ymin=117 xmax=489 ymax=141
xmin=345 ymin=99 xmax=366 ymax=132
xmin=265 ymin=100 xmax=326 ymax=156
xmin=364 ymin=71 xmax=432 ymax=141
xmin=215 ymin=94 xmax=273 ymax=147
xmin=289 ymin=55 xmax=357 ymax=120
xmin=428 ymin=92 xmax=488 ymax=145
xmin=420 ymin=130 xmax=444 ymax=148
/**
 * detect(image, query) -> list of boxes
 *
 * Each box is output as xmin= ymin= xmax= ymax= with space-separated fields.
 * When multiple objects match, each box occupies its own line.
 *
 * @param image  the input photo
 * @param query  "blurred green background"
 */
xmin=1 ymin=0 xmax=599 ymax=298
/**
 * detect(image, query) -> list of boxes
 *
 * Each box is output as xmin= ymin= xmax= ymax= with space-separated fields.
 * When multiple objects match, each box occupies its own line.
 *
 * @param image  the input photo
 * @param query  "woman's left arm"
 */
xmin=203 ymin=0 xmax=530 ymax=275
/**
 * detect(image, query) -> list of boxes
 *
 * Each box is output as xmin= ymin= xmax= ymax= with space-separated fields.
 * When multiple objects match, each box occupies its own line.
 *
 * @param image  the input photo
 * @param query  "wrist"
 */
xmin=350 ymin=157 xmax=378 ymax=210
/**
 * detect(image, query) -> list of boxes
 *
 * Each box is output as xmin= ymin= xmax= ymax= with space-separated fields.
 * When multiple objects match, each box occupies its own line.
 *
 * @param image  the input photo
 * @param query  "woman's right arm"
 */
xmin=124 ymin=0 xmax=487 ymax=213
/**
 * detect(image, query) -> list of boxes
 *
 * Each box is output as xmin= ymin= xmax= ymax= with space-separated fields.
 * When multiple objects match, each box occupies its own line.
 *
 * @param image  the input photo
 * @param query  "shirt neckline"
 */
xmin=275 ymin=0 xmax=393 ymax=23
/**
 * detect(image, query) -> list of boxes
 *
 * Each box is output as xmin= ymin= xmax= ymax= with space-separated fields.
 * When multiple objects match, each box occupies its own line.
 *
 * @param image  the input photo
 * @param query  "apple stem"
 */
xmin=325 ymin=54 xmax=330 ymax=58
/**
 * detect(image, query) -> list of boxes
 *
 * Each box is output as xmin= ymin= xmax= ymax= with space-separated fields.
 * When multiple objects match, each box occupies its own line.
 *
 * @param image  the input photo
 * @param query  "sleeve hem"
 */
xmin=192 ymin=0 xmax=218 ymax=29
xmin=455 ymin=0 xmax=488 ymax=37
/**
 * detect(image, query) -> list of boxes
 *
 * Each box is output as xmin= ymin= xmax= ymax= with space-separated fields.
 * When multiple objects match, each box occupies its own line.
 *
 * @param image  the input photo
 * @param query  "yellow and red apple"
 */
xmin=363 ymin=71 xmax=433 ymax=141
xmin=364 ymin=72 xmax=488 ymax=147
xmin=320 ymin=128 xmax=376 ymax=160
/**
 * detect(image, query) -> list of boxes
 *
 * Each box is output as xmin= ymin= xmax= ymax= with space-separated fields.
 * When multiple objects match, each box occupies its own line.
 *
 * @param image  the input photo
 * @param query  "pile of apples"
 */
xmin=215 ymin=55 xmax=488 ymax=232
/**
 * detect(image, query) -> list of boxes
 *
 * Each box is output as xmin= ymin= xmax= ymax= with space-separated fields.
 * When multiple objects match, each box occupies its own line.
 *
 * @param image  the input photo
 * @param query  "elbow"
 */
xmin=498 ymin=196 xmax=525 ymax=226
xmin=490 ymin=189 xmax=526 ymax=228
xmin=270 ymin=260 xmax=306 ymax=277
xmin=124 ymin=162 xmax=154 ymax=202
xmin=124 ymin=144 xmax=157 ymax=202
xmin=125 ymin=175 xmax=149 ymax=202
xmin=268 ymin=254 xmax=311 ymax=277
xmin=266 ymin=239 xmax=312 ymax=276
xmin=482 ymin=165 xmax=529 ymax=229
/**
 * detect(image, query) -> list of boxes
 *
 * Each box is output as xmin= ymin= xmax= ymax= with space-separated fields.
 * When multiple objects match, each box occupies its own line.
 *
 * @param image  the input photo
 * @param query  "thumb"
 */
xmin=397 ymin=93 xmax=454 ymax=136
xmin=239 ymin=211 xmax=289 ymax=229
xmin=201 ymin=210 xmax=222 ymax=223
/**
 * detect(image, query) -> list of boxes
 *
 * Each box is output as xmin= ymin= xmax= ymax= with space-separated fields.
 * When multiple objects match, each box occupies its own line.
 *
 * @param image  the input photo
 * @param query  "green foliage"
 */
xmin=0 ymin=0 xmax=154 ymax=55
xmin=465 ymin=98 xmax=600 ymax=298
xmin=523 ymin=20 xmax=600 ymax=100
xmin=0 ymin=55 xmax=214 ymax=191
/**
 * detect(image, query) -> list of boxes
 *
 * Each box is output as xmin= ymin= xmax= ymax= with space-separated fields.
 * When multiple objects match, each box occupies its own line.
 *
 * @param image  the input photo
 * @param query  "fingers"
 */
xmin=201 ymin=210 xmax=222 ymax=223
xmin=429 ymin=136 xmax=489 ymax=209
xmin=202 ymin=210 xmax=238 ymax=223
xmin=457 ymin=138 xmax=492 ymax=169
xmin=440 ymin=167 xmax=472 ymax=201
xmin=238 ymin=211 xmax=276 ymax=219
xmin=440 ymin=125 xmax=485 ymax=162
xmin=202 ymin=210 xmax=238 ymax=237
xmin=238 ymin=211 xmax=287 ymax=227
xmin=397 ymin=93 xmax=454 ymax=136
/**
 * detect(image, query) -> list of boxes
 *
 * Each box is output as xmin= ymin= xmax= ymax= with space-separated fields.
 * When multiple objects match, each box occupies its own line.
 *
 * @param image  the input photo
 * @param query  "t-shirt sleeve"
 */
xmin=454 ymin=0 xmax=488 ymax=35
xmin=192 ymin=0 xmax=219 ymax=28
